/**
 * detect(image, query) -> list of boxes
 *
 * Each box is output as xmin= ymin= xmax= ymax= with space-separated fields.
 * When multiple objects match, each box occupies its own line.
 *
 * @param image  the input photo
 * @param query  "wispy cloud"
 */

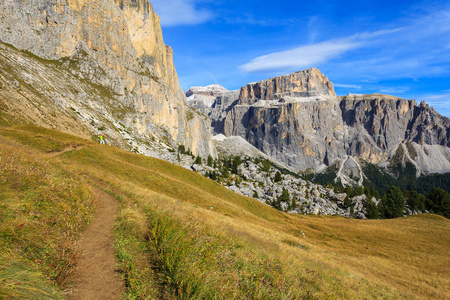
xmin=240 ymin=4 xmax=450 ymax=79
xmin=240 ymin=39 xmax=360 ymax=73
xmin=334 ymin=83 xmax=362 ymax=90
xmin=151 ymin=0 xmax=213 ymax=27
xmin=239 ymin=28 xmax=403 ymax=73
xmin=379 ymin=87 xmax=410 ymax=94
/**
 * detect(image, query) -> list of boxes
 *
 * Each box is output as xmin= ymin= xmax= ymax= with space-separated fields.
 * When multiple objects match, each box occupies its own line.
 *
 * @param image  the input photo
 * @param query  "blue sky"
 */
xmin=151 ymin=0 xmax=450 ymax=117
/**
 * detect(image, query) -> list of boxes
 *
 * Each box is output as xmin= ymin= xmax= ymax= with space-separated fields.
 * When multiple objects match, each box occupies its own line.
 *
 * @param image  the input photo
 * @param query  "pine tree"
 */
xmin=291 ymin=196 xmax=298 ymax=209
xmin=426 ymin=188 xmax=450 ymax=218
xmin=222 ymin=166 xmax=229 ymax=178
xmin=364 ymin=199 xmax=379 ymax=219
xmin=261 ymin=160 xmax=271 ymax=172
xmin=406 ymin=190 xmax=425 ymax=212
xmin=274 ymin=171 xmax=282 ymax=182
xmin=344 ymin=195 xmax=351 ymax=208
xmin=278 ymin=188 xmax=290 ymax=204
xmin=207 ymin=155 xmax=213 ymax=167
xmin=232 ymin=156 xmax=242 ymax=174
xmin=380 ymin=186 xmax=405 ymax=219
xmin=195 ymin=156 xmax=202 ymax=165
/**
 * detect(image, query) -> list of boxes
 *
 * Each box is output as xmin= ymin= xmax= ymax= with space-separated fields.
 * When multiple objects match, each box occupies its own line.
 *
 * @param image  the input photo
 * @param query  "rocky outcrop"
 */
xmin=208 ymin=90 xmax=240 ymax=134
xmin=219 ymin=69 xmax=450 ymax=176
xmin=0 ymin=0 xmax=215 ymax=157
xmin=186 ymin=84 xmax=229 ymax=98
xmin=239 ymin=68 xmax=335 ymax=104
xmin=224 ymin=98 xmax=345 ymax=171
xmin=186 ymin=84 xmax=229 ymax=114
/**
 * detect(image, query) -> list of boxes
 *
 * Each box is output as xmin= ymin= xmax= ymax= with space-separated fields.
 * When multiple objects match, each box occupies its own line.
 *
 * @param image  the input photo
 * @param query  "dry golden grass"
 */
xmin=1 ymin=125 xmax=449 ymax=299
xmin=0 ymin=131 xmax=95 ymax=299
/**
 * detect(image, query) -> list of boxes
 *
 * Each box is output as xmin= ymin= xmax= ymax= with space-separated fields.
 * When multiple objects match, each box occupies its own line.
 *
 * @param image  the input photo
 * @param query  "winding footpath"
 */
xmin=69 ymin=186 xmax=124 ymax=300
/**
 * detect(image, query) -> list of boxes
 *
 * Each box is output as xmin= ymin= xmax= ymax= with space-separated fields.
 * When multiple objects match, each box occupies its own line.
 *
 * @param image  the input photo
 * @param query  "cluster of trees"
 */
xmin=179 ymin=147 xmax=450 ymax=219
xmin=270 ymin=188 xmax=298 ymax=211
xmin=309 ymin=160 xmax=450 ymax=219
xmin=368 ymin=187 xmax=450 ymax=219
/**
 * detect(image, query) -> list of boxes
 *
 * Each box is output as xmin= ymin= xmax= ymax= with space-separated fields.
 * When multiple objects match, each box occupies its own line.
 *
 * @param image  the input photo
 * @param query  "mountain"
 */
xmin=185 ymin=84 xmax=229 ymax=113
xmin=201 ymin=68 xmax=450 ymax=184
xmin=0 ymin=0 xmax=215 ymax=158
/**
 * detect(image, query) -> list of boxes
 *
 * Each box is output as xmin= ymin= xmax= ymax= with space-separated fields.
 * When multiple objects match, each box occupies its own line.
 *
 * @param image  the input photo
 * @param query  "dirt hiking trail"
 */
xmin=69 ymin=186 xmax=124 ymax=300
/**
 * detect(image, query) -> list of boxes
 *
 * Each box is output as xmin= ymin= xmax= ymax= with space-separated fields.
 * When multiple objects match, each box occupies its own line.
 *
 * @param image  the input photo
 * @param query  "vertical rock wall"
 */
xmin=0 ymin=0 xmax=215 ymax=157
xmin=222 ymin=69 xmax=450 ymax=173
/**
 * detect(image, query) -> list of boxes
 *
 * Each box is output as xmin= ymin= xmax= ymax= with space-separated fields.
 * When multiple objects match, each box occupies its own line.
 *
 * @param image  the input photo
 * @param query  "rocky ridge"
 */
xmin=189 ymin=155 xmax=424 ymax=218
xmin=0 ymin=0 xmax=215 ymax=157
xmin=239 ymin=68 xmax=336 ymax=104
xmin=197 ymin=68 xmax=450 ymax=179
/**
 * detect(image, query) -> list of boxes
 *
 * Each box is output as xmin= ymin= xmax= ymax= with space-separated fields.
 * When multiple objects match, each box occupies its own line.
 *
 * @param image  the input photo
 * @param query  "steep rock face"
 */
xmin=208 ymin=90 xmax=240 ymax=135
xmin=186 ymin=84 xmax=229 ymax=98
xmin=340 ymin=94 xmax=450 ymax=160
xmin=224 ymin=99 xmax=346 ymax=171
xmin=221 ymin=69 xmax=450 ymax=175
xmin=0 ymin=0 xmax=214 ymax=157
xmin=239 ymin=68 xmax=335 ymax=104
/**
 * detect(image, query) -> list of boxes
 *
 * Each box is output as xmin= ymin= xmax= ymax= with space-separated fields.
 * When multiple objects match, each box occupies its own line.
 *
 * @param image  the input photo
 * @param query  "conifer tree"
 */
xmin=380 ymin=186 xmax=405 ymax=219
xmin=207 ymin=155 xmax=213 ymax=167
xmin=274 ymin=171 xmax=282 ymax=182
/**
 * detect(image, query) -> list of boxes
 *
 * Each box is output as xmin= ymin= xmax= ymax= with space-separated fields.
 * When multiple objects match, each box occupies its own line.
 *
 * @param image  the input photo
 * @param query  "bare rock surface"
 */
xmin=211 ymin=68 xmax=450 ymax=175
xmin=0 ymin=0 xmax=215 ymax=157
xmin=239 ymin=68 xmax=335 ymax=104
xmin=185 ymin=84 xmax=231 ymax=115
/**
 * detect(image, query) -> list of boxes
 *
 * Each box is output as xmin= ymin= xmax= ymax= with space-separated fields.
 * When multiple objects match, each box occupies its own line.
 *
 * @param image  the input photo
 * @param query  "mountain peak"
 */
xmin=185 ymin=84 xmax=229 ymax=97
xmin=239 ymin=68 xmax=336 ymax=104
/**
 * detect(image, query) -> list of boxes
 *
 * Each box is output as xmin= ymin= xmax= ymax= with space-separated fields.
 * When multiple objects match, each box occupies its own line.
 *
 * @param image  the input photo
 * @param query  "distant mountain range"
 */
xmin=186 ymin=68 xmax=450 ymax=186
xmin=1 ymin=0 xmax=449 ymax=190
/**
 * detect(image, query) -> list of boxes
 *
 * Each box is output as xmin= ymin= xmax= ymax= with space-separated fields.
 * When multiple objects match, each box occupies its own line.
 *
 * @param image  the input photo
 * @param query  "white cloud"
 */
xmin=239 ymin=27 xmax=405 ymax=74
xmin=379 ymin=87 xmax=410 ymax=94
xmin=240 ymin=3 xmax=450 ymax=79
xmin=240 ymin=39 xmax=360 ymax=73
xmin=151 ymin=0 xmax=213 ymax=27
xmin=334 ymin=83 xmax=362 ymax=90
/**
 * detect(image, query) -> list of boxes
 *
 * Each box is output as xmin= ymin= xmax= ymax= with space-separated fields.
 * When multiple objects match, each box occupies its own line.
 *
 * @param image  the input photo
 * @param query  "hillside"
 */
xmin=1 ymin=125 xmax=449 ymax=299
xmin=0 ymin=0 xmax=215 ymax=158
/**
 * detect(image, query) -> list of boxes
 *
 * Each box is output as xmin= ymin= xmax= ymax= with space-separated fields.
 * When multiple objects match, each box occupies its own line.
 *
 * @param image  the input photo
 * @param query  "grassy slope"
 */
xmin=0 ymin=125 xmax=449 ymax=299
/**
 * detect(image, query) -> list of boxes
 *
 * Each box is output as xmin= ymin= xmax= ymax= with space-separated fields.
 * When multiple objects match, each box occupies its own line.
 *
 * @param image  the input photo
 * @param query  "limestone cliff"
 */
xmin=0 ymin=0 xmax=215 ymax=157
xmin=239 ymin=68 xmax=335 ymax=104
xmin=218 ymin=69 xmax=450 ymax=176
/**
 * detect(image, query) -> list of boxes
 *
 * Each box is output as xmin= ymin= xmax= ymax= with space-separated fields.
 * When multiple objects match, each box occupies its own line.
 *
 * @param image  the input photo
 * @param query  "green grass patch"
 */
xmin=0 ymin=134 xmax=95 ymax=297
xmin=146 ymin=207 xmax=308 ymax=299
xmin=0 ymin=255 xmax=64 ymax=300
